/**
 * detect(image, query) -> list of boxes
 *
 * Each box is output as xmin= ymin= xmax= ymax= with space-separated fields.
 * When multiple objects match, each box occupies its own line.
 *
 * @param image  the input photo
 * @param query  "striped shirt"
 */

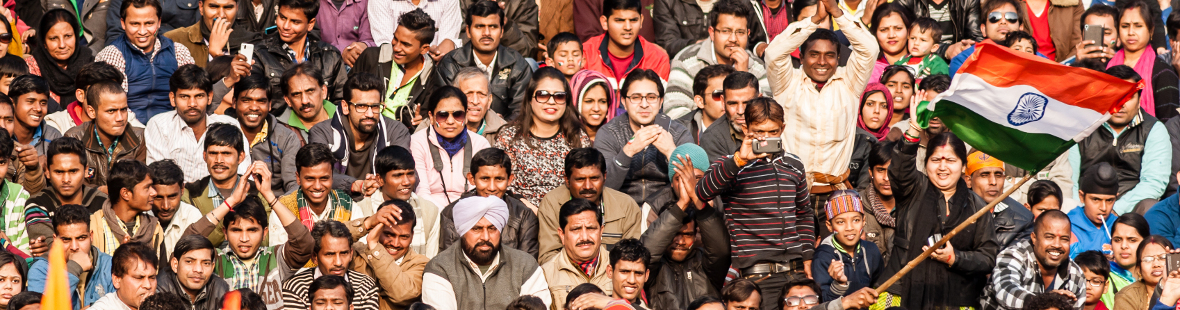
xmin=367 ymin=0 xmax=461 ymax=47
xmin=0 ymin=181 xmax=29 ymax=255
xmin=281 ymin=269 xmax=381 ymax=310
xmin=665 ymin=39 xmax=772 ymax=119
xmin=696 ymin=153 xmax=815 ymax=269
xmin=143 ymin=111 xmax=252 ymax=184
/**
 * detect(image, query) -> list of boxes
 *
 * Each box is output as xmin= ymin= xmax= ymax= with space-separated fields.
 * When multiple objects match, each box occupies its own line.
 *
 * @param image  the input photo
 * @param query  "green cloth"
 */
xmin=895 ymin=54 xmax=950 ymax=78
xmin=383 ymin=62 xmax=421 ymax=119
xmin=286 ymin=101 xmax=338 ymax=132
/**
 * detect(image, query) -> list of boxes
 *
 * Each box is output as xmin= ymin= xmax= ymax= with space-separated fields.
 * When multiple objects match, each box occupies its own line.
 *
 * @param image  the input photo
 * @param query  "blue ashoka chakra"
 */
xmin=1008 ymin=93 xmax=1048 ymax=126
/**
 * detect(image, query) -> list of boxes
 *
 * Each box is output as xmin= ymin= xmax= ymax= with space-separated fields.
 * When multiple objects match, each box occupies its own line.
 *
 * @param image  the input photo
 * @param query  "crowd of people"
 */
xmin=0 ymin=0 xmax=1172 ymax=307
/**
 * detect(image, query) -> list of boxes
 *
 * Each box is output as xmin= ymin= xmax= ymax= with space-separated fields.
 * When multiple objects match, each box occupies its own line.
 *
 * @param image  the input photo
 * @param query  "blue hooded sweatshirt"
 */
xmin=1068 ymin=206 xmax=1116 ymax=259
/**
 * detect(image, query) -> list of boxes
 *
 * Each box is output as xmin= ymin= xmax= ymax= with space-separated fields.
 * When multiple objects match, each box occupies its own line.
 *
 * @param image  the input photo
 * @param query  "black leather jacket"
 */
xmin=251 ymin=32 xmax=348 ymax=114
xmin=993 ymin=196 xmax=1035 ymax=249
xmin=895 ymin=0 xmax=984 ymax=45
xmin=433 ymin=44 xmax=532 ymax=121
xmin=156 ymin=265 xmax=231 ymax=310
xmin=439 ymin=190 xmax=540 ymax=258
xmin=652 ymin=0 xmax=708 ymax=57
xmin=641 ymin=204 xmax=730 ymax=310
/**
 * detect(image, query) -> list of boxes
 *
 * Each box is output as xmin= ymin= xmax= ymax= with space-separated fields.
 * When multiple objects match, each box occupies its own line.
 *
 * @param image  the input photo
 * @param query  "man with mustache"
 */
xmin=640 ymin=143 xmax=730 ymax=310
xmin=61 ymin=80 xmax=148 ymax=189
xmin=162 ymin=0 xmax=262 ymax=68
xmin=230 ymin=74 xmax=303 ymax=195
xmin=277 ymin=64 xmax=341 ymax=142
xmin=422 ymin=195 xmax=553 ymax=309
xmin=580 ymin=0 xmax=670 ymax=88
xmin=439 ymin=148 xmax=539 ymax=258
xmin=981 ymin=210 xmax=1086 ymax=310
xmin=147 ymin=160 xmax=204 ymax=260
xmin=348 ymin=199 xmax=431 ymax=309
xmin=145 ymin=65 xmax=249 ymax=184
xmin=154 ymin=235 xmax=231 ymax=310
xmin=182 ymin=123 xmax=264 ymax=247
xmin=965 ymin=151 xmax=1035 ymax=249
xmin=452 ymin=68 xmax=505 ymax=141
xmin=24 ymin=138 xmax=107 ymax=256
xmin=664 ymin=0 xmax=770 ymax=119
xmin=86 ymin=242 xmax=160 ymax=310
xmin=250 ymin=0 xmax=348 ymax=111
xmin=538 ymin=148 xmax=641 ymax=263
xmin=356 ymin=146 xmax=440 ymax=257
xmin=267 ymin=143 xmax=364 ymax=246
xmin=352 ymin=8 xmax=439 ymax=129
xmin=308 ymin=73 xmax=411 ymax=196
xmin=281 ymin=220 xmax=380 ymax=310
xmin=434 ymin=0 xmax=532 ymax=121
xmin=699 ymin=72 xmax=758 ymax=162
xmin=95 ymin=0 xmax=198 ymax=124
xmin=542 ymin=198 xmax=613 ymax=310
xmin=675 ymin=65 xmax=732 ymax=144
xmin=90 ymin=159 xmax=162 ymax=254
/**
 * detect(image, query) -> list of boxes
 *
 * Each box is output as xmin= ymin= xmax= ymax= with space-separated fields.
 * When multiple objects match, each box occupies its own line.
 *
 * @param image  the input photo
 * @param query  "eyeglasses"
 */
xmin=711 ymin=89 xmax=724 ymax=101
xmin=0 ymin=33 xmax=12 ymax=44
xmin=987 ymin=12 xmax=1019 ymax=24
xmin=627 ymin=93 xmax=661 ymax=103
xmin=350 ymin=102 xmax=383 ymax=113
xmin=783 ymin=295 xmax=820 ymax=307
xmin=433 ymin=110 xmax=466 ymax=121
xmin=1086 ymin=277 xmax=1107 ymax=287
xmin=534 ymin=90 xmax=567 ymax=104
xmin=715 ymin=27 xmax=749 ymax=37
xmin=1142 ymin=253 xmax=1169 ymax=264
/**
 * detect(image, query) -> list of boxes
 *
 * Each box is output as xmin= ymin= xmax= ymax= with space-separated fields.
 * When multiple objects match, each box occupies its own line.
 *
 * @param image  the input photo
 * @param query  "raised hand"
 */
xmin=208 ymin=17 xmax=234 ymax=57
xmin=829 ymin=259 xmax=849 ymax=284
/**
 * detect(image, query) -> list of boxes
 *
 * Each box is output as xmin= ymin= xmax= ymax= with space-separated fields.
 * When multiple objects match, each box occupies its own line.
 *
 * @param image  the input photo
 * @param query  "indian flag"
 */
xmin=918 ymin=42 xmax=1143 ymax=172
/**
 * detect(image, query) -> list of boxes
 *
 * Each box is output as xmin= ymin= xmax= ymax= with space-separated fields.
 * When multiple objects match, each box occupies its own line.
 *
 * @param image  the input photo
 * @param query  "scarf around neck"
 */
xmin=1108 ymin=46 xmax=1157 ymax=116
xmin=858 ymin=83 xmax=895 ymax=140
xmin=101 ymin=201 xmax=159 ymax=246
xmin=31 ymin=11 xmax=92 ymax=104
xmin=437 ymin=127 xmax=470 ymax=157
xmin=865 ymin=186 xmax=896 ymax=227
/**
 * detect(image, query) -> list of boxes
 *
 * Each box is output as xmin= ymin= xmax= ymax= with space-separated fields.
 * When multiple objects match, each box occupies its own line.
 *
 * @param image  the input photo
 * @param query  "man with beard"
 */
xmin=965 ymin=151 xmax=1035 ymax=249
xmin=542 ymin=198 xmax=614 ymax=310
xmin=981 ymin=210 xmax=1086 ymax=310
xmin=62 ymin=82 xmax=148 ymax=189
xmin=96 ymin=0 xmax=197 ymax=124
xmin=87 ymin=242 xmax=160 ymax=310
xmin=352 ymin=8 xmax=439 ymax=129
xmin=90 ymin=160 xmax=162 ymax=254
xmin=357 ymin=146 xmax=440 ymax=257
xmin=268 ymin=143 xmax=364 ymax=246
xmin=699 ymin=72 xmax=758 ymax=162
xmin=154 ymin=235 xmax=231 ymax=310
xmin=281 ymin=220 xmax=380 ymax=310
xmin=183 ymin=162 xmax=313 ymax=308
xmin=277 ymin=64 xmax=338 ymax=142
xmin=422 ymin=195 xmax=552 ymax=309
xmin=675 ymin=65 xmax=733 ymax=144
xmin=251 ymin=0 xmax=347 ymax=111
xmin=439 ymin=148 xmax=538 ymax=258
xmin=25 ymin=138 xmax=104 ymax=256
xmin=308 ymin=73 xmax=411 ymax=196
xmin=230 ymin=75 xmax=302 ymax=194
xmin=28 ymin=204 xmax=117 ymax=310
xmin=433 ymin=0 xmax=532 ymax=121
xmin=565 ymin=239 xmax=652 ymax=310
xmin=538 ymin=148 xmax=641 ymax=263
xmin=640 ymin=143 xmax=729 ymax=310
xmin=182 ymin=123 xmax=265 ymax=247
xmin=664 ymin=0 xmax=770 ymax=119
xmin=348 ymin=200 xmax=431 ymax=309
xmin=148 ymin=160 xmax=204 ymax=260
xmin=1069 ymin=65 xmax=1171 ymax=215
xmin=162 ymin=0 xmax=261 ymax=67
xmin=146 ymin=65 xmax=249 ymax=184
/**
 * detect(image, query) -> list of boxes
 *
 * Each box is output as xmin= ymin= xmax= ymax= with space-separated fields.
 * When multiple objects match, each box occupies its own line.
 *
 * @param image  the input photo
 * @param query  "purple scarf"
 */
xmin=1108 ymin=46 xmax=1157 ymax=116
xmin=437 ymin=128 xmax=469 ymax=157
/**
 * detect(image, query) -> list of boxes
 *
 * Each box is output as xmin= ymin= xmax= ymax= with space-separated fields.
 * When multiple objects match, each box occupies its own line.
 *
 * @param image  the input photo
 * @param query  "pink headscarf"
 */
xmin=858 ymin=82 xmax=895 ymax=140
xmin=569 ymin=70 xmax=620 ymax=123
xmin=1107 ymin=46 xmax=1158 ymax=116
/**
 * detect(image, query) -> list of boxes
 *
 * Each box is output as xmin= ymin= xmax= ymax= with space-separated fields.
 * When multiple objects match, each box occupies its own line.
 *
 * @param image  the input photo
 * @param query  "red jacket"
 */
xmin=582 ymin=34 xmax=671 ymax=88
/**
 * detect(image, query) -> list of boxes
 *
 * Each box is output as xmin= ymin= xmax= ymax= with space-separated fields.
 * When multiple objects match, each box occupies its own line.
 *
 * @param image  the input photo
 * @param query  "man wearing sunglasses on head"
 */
xmin=948 ymin=0 xmax=1038 ymax=78
xmin=308 ymin=73 xmax=412 ymax=198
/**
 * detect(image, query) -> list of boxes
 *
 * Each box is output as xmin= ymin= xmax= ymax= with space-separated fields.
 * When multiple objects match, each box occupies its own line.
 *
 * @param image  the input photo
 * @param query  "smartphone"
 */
xmin=1084 ymin=24 xmax=1104 ymax=50
xmin=240 ymin=43 xmax=255 ymax=63
xmin=752 ymin=137 xmax=783 ymax=154
xmin=1168 ymin=253 xmax=1180 ymax=273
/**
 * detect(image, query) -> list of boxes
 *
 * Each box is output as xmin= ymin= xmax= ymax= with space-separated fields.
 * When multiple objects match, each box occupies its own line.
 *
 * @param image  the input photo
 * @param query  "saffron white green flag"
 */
xmin=918 ymin=42 xmax=1142 ymax=172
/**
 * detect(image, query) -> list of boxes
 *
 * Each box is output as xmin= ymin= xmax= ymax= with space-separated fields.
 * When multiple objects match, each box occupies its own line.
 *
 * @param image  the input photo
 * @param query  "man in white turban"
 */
xmin=422 ymin=196 xmax=553 ymax=310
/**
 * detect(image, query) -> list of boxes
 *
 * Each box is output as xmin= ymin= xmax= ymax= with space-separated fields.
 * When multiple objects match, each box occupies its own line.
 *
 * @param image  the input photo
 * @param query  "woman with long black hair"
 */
xmin=22 ymin=9 xmax=90 ymax=108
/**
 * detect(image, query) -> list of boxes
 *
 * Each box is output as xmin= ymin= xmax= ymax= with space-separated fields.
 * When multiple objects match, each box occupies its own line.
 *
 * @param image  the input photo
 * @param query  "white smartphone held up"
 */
xmin=240 ymin=43 xmax=255 ymax=63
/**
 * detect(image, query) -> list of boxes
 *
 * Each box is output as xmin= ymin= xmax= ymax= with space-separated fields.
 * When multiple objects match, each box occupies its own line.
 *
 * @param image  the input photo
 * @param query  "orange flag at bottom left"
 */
xmin=40 ymin=239 xmax=70 ymax=310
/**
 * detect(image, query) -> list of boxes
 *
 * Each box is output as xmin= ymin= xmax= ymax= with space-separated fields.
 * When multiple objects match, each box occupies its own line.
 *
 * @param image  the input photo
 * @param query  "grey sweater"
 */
xmin=593 ymin=113 xmax=692 ymax=210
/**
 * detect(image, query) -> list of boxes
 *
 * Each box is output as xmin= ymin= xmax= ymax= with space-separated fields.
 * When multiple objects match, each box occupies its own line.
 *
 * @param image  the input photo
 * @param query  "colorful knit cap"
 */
xmin=966 ymin=150 xmax=1005 ymax=177
xmin=825 ymin=190 xmax=863 ymax=218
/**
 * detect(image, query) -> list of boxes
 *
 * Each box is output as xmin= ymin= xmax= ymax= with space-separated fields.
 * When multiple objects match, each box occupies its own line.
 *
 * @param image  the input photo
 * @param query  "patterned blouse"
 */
xmin=494 ymin=125 xmax=590 ymax=205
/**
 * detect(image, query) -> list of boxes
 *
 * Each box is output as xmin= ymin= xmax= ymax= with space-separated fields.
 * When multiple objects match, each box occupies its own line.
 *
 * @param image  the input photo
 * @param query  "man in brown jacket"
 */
xmin=63 ymin=82 xmax=147 ymax=189
xmin=349 ymin=199 xmax=431 ymax=310
xmin=542 ymin=199 xmax=614 ymax=310
xmin=162 ymin=0 xmax=262 ymax=67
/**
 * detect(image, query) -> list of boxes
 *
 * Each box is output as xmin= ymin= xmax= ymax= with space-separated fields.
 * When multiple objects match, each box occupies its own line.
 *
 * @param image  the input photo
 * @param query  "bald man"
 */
xmin=421 ymin=196 xmax=553 ymax=310
xmin=981 ymin=210 xmax=1086 ymax=310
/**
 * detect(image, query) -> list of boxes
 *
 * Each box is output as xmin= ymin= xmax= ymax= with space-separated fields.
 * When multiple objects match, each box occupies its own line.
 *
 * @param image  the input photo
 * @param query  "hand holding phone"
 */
xmin=240 ymin=43 xmax=255 ymax=63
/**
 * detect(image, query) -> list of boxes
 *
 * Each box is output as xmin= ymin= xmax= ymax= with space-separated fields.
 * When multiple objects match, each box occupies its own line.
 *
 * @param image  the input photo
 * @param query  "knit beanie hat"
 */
xmin=668 ymin=143 xmax=711 ymax=182
xmin=1080 ymin=162 xmax=1119 ymax=196
xmin=825 ymin=190 xmax=864 ymax=219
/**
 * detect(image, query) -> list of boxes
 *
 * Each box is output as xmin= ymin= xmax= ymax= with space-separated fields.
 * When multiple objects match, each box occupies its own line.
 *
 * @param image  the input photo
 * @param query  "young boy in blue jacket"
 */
xmin=810 ymin=190 xmax=884 ymax=302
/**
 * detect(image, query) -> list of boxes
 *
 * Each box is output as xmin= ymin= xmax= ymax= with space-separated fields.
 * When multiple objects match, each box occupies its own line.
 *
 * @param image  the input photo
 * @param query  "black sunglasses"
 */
xmin=433 ymin=110 xmax=466 ymax=121
xmin=534 ymin=90 xmax=568 ymax=104
xmin=711 ymin=89 xmax=724 ymax=101
xmin=987 ymin=12 xmax=1019 ymax=24
xmin=0 ymin=33 xmax=12 ymax=44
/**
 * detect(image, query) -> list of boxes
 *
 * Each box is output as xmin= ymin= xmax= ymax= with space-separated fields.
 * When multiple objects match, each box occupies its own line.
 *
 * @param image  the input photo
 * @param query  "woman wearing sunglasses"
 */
xmin=593 ymin=69 xmax=691 ymax=212
xmin=494 ymin=67 xmax=591 ymax=206
xmin=1113 ymin=235 xmax=1177 ymax=310
xmin=410 ymin=86 xmax=491 ymax=207
xmin=1108 ymin=0 xmax=1180 ymax=121
xmin=22 ymin=9 xmax=90 ymax=106
xmin=570 ymin=69 xmax=618 ymax=142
